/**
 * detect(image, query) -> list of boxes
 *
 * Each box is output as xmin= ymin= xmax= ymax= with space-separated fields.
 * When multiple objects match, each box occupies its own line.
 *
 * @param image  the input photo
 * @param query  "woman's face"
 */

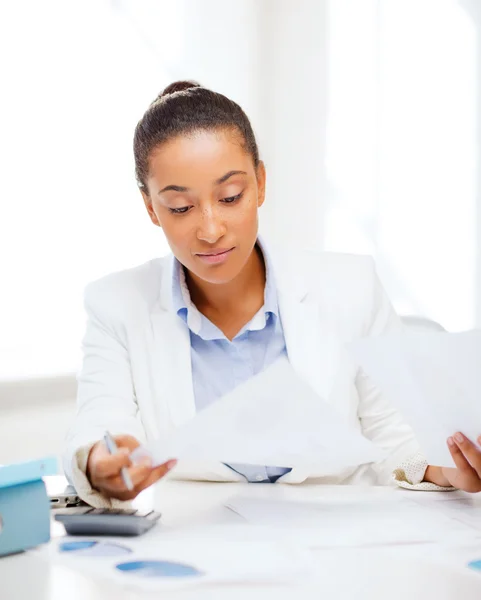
xmin=142 ymin=129 xmax=265 ymax=284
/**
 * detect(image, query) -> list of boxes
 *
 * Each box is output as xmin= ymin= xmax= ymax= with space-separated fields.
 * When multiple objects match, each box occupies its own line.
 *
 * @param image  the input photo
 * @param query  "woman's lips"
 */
xmin=195 ymin=247 xmax=235 ymax=264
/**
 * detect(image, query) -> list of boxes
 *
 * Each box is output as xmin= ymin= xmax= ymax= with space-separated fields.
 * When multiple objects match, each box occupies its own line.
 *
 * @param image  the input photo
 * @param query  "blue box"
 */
xmin=0 ymin=457 xmax=57 ymax=557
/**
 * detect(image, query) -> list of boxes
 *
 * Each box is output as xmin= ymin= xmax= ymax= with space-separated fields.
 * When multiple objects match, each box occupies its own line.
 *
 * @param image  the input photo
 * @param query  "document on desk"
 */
xmin=225 ymin=494 xmax=478 ymax=547
xmin=46 ymin=538 xmax=314 ymax=590
xmin=408 ymin=493 xmax=481 ymax=532
xmin=349 ymin=330 xmax=481 ymax=468
xmin=133 ymin=356 xmax=384 ymax=470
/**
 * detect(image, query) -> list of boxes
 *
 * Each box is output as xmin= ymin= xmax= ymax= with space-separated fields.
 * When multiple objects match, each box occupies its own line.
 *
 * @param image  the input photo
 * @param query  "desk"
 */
xmin=2 ymin=481 xmax=481 ymax=599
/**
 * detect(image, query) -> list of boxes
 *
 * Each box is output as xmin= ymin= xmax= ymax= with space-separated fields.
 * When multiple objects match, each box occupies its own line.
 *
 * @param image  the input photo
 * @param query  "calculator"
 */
xmin=54 ymin=507 xmax=161 ymax=537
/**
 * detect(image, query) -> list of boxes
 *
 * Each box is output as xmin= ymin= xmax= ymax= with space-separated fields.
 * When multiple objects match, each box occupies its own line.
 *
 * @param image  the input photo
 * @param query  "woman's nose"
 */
xmin=196 ymin=207 xmax=226 ymax=243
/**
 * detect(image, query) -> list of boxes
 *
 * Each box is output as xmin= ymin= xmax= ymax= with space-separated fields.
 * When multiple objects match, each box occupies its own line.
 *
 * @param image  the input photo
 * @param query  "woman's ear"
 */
xmin=256 ymin=161 xmax=266 ymax=208
xmin=141 ymin=189 xmax=161 ymax=227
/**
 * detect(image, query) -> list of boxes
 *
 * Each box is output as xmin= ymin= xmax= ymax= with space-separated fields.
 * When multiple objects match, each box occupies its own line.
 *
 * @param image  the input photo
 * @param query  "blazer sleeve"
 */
xmin=63 ymin=282 xmax=146 ymax=507
xmin=355 ymin=260 xmax=422 ymax=484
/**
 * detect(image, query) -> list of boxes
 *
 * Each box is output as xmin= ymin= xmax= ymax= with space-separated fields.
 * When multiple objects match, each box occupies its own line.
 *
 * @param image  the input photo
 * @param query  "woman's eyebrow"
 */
xmin=158 ymin=184 xmax=189 ymax=194
xmin=215 ymin=170 xmax=247 ymax=185
xmin=158 ymin=170 xmax=247 ymax=195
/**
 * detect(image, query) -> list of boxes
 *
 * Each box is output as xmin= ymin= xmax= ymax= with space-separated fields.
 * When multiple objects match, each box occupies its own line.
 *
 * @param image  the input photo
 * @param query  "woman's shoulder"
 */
xmin=312 ymin=250 xmax=377 ymax=288
xmin=307 ymin=249 xmax=375 ymax=272
xmin=271 ymin=245 xmax=376 ymax=289
xmin=83 ymin=255 xmax=170 ymax=313
xmin=309 ymin=252 xmax=378 ymax=303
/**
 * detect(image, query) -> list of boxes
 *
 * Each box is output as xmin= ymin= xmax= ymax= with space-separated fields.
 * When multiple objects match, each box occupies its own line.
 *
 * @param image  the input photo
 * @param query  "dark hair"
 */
xmin=133 ymin=80 xmax=260 ymax=191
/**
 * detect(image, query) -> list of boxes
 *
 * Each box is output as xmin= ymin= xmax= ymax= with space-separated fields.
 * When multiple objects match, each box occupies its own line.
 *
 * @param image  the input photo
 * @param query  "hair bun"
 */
xmin=158 ymin=80 xmax=201 ymax=99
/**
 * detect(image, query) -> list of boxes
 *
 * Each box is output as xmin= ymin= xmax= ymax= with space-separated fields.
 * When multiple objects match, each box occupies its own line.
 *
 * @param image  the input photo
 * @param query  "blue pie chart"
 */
xmin=468 ymin=559 xmax=481 ymax=572
xmin=59 ymin=540 xmax=132 ymax=557
xmin=116 ymin=560 xmax=203 ymax=578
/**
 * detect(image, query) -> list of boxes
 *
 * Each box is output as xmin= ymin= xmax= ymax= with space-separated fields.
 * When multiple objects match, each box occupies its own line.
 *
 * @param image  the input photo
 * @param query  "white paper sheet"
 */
xmin=225 ymin=495 xmax=478 ymax=547
xmin=349 ymin=330 xmax=481 ymax=467
xmin=132 ymin=357 xmax=384 ymax=470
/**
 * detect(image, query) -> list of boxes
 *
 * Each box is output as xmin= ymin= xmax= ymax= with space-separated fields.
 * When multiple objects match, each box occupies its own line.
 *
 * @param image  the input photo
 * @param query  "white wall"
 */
xmin=256 ymin=1 xmax=328 ymax=250
xmin=158 ymin=0 xmax=328 ymax=250
xmin=180 ymin=0 xmax=262 ymax=125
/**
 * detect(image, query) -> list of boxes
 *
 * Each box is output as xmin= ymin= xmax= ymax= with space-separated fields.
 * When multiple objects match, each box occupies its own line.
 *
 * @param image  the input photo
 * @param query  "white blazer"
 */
xmin=64 ymin=247 xmax=420 ymax=505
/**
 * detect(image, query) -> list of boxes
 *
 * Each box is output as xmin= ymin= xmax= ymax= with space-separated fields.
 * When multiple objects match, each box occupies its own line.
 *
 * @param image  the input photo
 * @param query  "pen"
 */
xmin=103 ymin=431 xmax=134 ymax=491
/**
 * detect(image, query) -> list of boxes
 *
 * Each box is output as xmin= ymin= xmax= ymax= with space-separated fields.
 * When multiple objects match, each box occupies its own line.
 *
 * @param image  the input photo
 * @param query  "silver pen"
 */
xmin=103 ymin=431 xmax=134 ymax=491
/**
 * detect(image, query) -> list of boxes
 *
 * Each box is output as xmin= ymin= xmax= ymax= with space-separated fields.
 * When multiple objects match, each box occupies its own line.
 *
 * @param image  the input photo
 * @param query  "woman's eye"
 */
xmin=169 ymin=206 xmax=191 ymax=215
xmin=221 ymin=193 xmax=242 ymax=204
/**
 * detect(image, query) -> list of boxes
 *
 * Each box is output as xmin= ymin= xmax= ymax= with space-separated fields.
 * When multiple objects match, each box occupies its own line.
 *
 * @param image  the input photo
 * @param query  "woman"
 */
xmin=64 ymin=81 xmax=481 ymax=507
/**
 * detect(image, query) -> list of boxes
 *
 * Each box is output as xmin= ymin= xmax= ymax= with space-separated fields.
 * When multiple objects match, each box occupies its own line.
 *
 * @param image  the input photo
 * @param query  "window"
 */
xmin=0 ymin=0 xmax=182 ymax=378
xmin=325 ymin=0 xmax=479 ymax=331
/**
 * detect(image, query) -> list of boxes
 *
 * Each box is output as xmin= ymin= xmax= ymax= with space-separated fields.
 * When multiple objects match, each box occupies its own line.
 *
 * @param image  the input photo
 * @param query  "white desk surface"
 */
xmin=2 ymin=480 xmax=481 ymax=599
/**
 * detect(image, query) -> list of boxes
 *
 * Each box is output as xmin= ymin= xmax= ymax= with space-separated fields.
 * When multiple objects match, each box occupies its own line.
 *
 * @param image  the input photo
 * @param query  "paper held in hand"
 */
xmin=131 ymin=356 xmax=384 ymax=469
xmin=349 ymin=329 xmax=481 ymax=468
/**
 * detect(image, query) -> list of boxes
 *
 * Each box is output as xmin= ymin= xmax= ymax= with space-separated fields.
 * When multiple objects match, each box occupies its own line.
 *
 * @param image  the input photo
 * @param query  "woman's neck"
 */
xmin=185 ymin=245 xmax=266 ymax=339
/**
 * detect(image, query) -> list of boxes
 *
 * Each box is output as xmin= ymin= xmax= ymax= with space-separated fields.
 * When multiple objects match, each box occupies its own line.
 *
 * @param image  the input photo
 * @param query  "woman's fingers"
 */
xmin=445 ymin=434 xmax=481 ymax=492
xmin=100 ymin=459 xmax=177 ymax=497
xmin=87 ymin=434 xmax=177 ymax=500
xmin=128 ymin=459 xmax=157 ymax=488
xmin=93 ymin=447 xmax=131 ymax=478
xmin=135 ymin=460 xmax=177 ymax=493
xmin=448 ymin=436 xmax=473 ymax=472
xmin=113 ymin=435 xmax=142 ymax=452
xmin=452 ymin=433 xmax=481 ymax=478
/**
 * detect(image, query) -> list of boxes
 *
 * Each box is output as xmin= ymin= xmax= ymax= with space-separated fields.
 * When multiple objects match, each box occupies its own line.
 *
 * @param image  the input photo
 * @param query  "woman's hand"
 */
xmin=86 ymin=434 xmax=176 ymax=501
xmin=424 ymin=433 xmax=481 ymax=493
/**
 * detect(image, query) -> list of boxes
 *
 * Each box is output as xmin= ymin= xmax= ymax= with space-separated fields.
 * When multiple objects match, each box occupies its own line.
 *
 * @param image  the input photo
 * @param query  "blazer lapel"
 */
xmin=274 ymin=251 xmax=342 ymax=485
xmin=275 ymin=254 xmax=339 ymax=405
xmin=150 ymin=256 xmax=196 ymax=430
